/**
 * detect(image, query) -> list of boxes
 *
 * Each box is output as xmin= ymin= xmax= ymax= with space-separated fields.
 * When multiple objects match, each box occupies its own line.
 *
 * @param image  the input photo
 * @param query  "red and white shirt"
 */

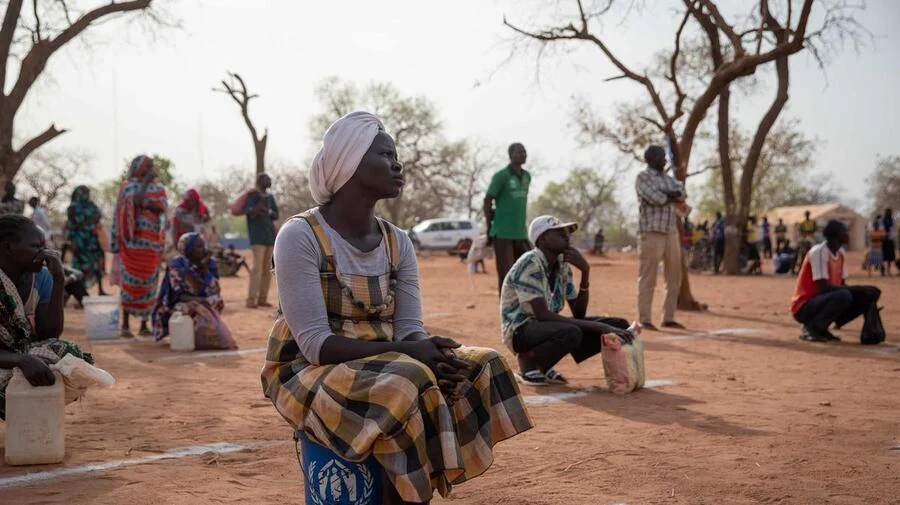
xmin=790 ymin=243 xmax=848 ymax=314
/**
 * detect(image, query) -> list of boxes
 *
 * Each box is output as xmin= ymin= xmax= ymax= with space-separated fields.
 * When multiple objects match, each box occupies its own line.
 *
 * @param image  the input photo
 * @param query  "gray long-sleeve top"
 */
xmin=273 ymin=208 xmax=426 ymax=365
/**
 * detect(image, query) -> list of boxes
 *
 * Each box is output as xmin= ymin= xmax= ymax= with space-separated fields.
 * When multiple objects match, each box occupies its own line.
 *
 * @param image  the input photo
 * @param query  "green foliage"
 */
xmin=530 ymin=167 xmax=621 ymax=238
xmin=94 ymin=154 xmax=181 ymax=221
xmin=695 ymin=119 xmax=835 ymax=217
xmin=309 ymin=77 xmax=475 ymax=229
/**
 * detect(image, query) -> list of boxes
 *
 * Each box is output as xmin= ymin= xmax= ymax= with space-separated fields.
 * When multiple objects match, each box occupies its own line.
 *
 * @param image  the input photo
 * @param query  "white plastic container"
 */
xmin=168 ymin=312 xmax=195 ymax=352
xmin=4 ymin=369 xmax=66 ymax=466
xmin=83 ymin=295 xmax=120 ymax=340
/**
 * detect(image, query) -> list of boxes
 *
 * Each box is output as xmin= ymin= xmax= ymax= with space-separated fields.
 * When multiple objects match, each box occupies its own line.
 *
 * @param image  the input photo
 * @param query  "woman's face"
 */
xmin=187 ymin=238 xmax=208 ymax=264
xmin=5 ymin=225 xmax=47 ymax=272
xmin=352 ymin=132 xmax=404 ymax=200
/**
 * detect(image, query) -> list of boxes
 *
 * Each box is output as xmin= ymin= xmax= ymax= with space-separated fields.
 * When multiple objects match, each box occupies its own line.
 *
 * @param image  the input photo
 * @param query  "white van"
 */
xmin=408 ymin=218 xmax=478 ymax=253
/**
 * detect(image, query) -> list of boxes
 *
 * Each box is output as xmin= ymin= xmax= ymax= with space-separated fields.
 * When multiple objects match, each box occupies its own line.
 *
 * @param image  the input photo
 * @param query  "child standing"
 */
xmin=867 ymin=219 xmax=886 ymax=276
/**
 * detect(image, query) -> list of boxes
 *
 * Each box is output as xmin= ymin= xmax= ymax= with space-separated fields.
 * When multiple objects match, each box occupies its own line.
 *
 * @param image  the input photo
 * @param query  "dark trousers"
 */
xmin=794 ymin=285 xmax=881 ymax=333
xmin=776 ymin=237 xmax=788 ymax=251
xmin=713 ymin=240 xmax=725 ymax=273
xmin=762 ymin=237 xmax=773 ymax=258
xmin=494 ymin=238 xmax=531 ymax=291
xmin=512 ymin=317 xmax=629 ymax=372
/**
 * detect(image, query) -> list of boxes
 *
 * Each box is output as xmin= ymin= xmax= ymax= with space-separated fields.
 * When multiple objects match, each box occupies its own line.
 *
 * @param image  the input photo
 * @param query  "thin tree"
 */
xmin=0 ymin=0 xmax=160 ymax=186
xmin=505 ymin=0 xmax=864 ymax=298
xmin=215 ymin=72 xmax=268 ymax=175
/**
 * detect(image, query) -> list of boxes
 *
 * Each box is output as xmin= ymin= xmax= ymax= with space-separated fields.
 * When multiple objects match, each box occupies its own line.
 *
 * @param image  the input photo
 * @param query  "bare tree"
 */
xmin=531 ymin=167 xmax=621 ymax=236
xmin=215 ymin=72 xmax=268 ymax=175
xmin=17 ymin=148 xmax=89 ymax=219
xmin=696 ymin=119 xmax=835 ymax=216
xmin=0 ymin=0 xmax=161 ymax=186
xmin=459 ymin=143 xmax=502 ymax=222
xmin=867 ymin=155 xmax=900 ymax=216
xmin=506 ymin=0 xmax=865 ymax=298
xmin=309 ymin=77 xmax=470 ymax=228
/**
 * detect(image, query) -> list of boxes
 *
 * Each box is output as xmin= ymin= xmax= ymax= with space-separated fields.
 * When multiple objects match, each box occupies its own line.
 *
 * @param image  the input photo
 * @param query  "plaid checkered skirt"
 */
xmin=261 ymin=212 xmax=533 ymax=502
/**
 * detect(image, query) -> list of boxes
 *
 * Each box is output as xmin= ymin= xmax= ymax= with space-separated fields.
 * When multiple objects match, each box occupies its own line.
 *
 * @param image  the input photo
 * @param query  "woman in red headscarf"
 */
xmin=110 ymin=155 xmax=168 ymax=337
xmin=172 ymin=189 xmax=211 ymax=243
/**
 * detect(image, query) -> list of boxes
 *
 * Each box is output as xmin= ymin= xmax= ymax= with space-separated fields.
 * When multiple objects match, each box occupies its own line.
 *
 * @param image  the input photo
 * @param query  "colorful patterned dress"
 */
xmin=0 ymin=268 xmax=93 ymax=419
xmin=152 ymin=235 xmax=237 ymax=350
xmin=66 ymin=186 xmax=105 ymax=287
xmin=110 ymin=156 xmax=168 ymax=318
xmin=261 ymin=211 xmax=533 ymax=503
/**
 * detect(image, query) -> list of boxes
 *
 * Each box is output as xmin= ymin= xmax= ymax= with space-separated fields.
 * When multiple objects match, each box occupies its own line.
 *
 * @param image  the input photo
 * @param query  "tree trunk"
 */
xmin=722 ymin=221 xmax=744 ymax=275
xmin=254 ymin=136 xmax=267 ymax=175
xmin=672 ymin=140 xmax=707 ymax=312
xmin=677 ymin=234 xmax=707 ymax=311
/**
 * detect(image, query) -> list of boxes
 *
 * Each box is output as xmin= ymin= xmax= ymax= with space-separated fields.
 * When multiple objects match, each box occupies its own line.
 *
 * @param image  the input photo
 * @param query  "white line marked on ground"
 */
xmin=424 ymin=312 xmax=456 ymax=320
xmin=0 ymin=442 xmax=246 ymax=490
xmin=865 ymin=344 xmax=900 ymax=354
xmin=155 ymin=347 xmax=267 ymax=362
xmin=523 ymin=379 xmax=676 ymax=405
xmin=88 ymin=337 xmax=155 ymax=346
xmin=656 ymin=327 xmax=771 ymax=341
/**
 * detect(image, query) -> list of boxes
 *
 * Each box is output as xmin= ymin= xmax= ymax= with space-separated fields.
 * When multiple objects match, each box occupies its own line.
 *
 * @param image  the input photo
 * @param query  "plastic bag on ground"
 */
xmin=50 ymin=354 xmax=116 ymax=404
xmin=601 ymin=322 xmax=645 ymax=395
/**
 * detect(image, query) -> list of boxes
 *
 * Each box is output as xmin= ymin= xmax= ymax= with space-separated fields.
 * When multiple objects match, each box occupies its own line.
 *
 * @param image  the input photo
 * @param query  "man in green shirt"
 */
xmin=243 ymin=173 xmax=279 ymax=308
xmin=484 ymin=143 xmax=531 ymax=291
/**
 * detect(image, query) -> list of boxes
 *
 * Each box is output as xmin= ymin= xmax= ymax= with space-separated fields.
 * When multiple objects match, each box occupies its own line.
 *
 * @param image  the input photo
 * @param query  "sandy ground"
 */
xmin=1 ymin=251 xmax=898 ymax=505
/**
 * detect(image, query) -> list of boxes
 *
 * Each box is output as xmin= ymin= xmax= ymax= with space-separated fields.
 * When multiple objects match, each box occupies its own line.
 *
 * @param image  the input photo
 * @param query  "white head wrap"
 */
xmin=309 ymin=111 xmax=386 ymax=205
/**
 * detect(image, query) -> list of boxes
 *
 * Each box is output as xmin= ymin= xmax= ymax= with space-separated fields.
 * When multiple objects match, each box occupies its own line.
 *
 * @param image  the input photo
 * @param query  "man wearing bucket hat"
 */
xmin=500 ymin=215 xmax=634 ymax=386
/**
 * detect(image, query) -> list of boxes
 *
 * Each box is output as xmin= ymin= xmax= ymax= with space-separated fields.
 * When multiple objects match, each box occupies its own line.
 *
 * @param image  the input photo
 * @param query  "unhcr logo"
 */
xmin=306 ymin=457 xmax=376 ymax=505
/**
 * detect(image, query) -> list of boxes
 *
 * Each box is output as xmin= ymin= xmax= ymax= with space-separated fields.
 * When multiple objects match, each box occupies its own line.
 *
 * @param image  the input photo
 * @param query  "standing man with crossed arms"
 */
xmin=635 ymin=145 xmax=686 ymax=331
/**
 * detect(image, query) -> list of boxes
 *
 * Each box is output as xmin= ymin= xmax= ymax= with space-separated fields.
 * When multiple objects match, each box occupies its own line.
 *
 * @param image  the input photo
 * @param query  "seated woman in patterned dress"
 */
xmin=0 ymin=215 xmax=94 ymax=419
xmin=261 ymin=112 xmax=533 ymax=504
xmin=152 ymin=232 xmax=237 ymax=350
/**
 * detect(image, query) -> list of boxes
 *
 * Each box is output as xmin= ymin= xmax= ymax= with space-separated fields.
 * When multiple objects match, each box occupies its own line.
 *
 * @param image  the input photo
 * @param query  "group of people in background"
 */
xmin=0 ymin=155 xmax=279 ymax=351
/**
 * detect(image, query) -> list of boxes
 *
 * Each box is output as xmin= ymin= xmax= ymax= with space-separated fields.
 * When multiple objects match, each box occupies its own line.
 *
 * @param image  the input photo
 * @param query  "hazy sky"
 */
xmin=16 ymin=0 xmax=900 ymax=216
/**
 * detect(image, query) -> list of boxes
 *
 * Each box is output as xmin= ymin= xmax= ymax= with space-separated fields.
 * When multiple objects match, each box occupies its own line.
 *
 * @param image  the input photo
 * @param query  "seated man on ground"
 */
xmin=152 ymin=232 xmax=237 ymax=350
xmin=791 ymin=220 xmax=881 ymax=343
xmin=0 ymin=215 xmax=94 ymax=419
xmin=501 ymin=215 xmax=634 ymax=386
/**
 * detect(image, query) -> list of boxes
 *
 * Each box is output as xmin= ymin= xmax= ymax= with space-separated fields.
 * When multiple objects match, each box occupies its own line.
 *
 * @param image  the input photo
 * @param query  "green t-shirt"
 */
xmin=244 ymin=192 xmax=278 ymax=246
xmin=487 ymin=166 xmax=531 ymax=240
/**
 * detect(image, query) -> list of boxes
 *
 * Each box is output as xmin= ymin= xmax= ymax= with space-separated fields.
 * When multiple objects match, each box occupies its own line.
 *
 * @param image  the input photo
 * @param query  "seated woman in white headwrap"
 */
xmin=261 ymin=112 xmax=533 ymax=504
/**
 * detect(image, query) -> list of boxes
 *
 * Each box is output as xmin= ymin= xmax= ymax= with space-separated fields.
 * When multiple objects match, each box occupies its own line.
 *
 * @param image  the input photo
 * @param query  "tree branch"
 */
xmin=32 ymin=0 xmax=42 ymax=42
xmin=17 ymin=123 xmax=67 ymax=162
xmin=697 ymin=0 xmax=744 ymax=55
xmin=6 ymin=1 xmax=153 ymax=120
xmin=215 ymin=71 xmax=268 ymax=174
xmin=667 ymin=3 xmax=694 ymax=127
xmin=0 ymin=0 xmax=24 ymax=93
xmin=504 ymin=2 xmax=673 ymax=132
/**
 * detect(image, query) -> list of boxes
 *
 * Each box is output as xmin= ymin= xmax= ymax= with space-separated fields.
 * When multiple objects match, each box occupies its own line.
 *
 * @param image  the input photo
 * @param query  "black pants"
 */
xmin=713 ymin=240 xmax=725 ymax=273
xmin=762 ymin=237 xmax=773 ymax=258
xmin=512 ymin=317 xmax=629 ymax=372
xmin=794 ymin=285 xmax=881 ymax=334
xmin=775 ymin=237 xmax=788 ymax=251
xmin=494 ymin=238 xmax=531 ymax=291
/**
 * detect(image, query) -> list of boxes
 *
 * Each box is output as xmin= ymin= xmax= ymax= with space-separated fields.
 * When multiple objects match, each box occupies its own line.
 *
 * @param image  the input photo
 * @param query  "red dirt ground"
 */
xmin=1 ymin=251 xmax=898 ymax=504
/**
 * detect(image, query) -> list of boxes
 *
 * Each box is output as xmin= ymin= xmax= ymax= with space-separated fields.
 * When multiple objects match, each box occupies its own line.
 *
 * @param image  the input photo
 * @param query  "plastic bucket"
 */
xmin=296 ymin=431 xmax=383 ymax=505
xmin=83 ymin=295 xmax=120 ymax=340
